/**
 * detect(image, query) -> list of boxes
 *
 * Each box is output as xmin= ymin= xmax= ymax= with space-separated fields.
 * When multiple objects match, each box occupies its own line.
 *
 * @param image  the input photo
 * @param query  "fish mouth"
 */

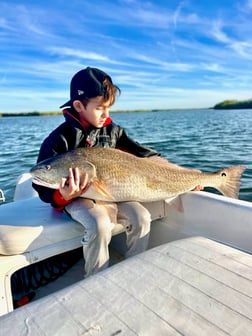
xmin=32 ymin=176 xmax=58 ymax=189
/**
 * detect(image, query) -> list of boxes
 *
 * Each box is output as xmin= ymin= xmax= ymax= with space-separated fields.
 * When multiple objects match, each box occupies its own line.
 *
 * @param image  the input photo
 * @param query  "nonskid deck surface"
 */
xmin=32 ymin=246 xmax=124 ymax=301
xmin=1 ymin=237 xmax=252 ymax=336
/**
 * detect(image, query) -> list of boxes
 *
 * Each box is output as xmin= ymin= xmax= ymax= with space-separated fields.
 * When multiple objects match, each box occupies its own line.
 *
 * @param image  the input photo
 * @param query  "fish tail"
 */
xmin=216 ymin=165 xmax=246 ymax=198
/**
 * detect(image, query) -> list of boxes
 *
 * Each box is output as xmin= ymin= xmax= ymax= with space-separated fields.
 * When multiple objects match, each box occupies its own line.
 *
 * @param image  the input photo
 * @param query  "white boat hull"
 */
xmin=150 ymin=191 xmax=252 ymax=254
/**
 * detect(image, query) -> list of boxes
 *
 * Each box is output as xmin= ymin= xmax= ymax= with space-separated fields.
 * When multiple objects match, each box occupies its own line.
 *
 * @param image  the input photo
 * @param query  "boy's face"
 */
xmin=75 ymin=96 xmax=110 ymax=129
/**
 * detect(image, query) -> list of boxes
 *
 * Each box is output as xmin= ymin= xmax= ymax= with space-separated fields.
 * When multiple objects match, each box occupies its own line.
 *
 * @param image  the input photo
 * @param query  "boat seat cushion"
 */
xmin=0 ymin=197 xmax=124 ymax=256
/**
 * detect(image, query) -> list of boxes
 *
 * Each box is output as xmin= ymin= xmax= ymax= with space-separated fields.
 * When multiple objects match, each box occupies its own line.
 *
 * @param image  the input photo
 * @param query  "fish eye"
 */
xmin=45 ymin=165 xmax=51 ymax=170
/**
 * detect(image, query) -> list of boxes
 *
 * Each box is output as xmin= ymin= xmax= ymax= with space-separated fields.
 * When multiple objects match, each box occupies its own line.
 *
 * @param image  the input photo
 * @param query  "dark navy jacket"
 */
xmin=33 ymin=109 xmax=159 ymax=207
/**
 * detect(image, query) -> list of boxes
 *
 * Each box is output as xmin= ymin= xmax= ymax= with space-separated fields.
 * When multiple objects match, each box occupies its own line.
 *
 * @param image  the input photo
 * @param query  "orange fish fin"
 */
xmin=92 ymin=180 xmax=115 ymax=200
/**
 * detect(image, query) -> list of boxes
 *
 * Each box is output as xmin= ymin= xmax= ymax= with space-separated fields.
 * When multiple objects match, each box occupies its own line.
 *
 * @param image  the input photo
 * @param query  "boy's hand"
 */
xmin=59 ymin=167 xmax=89 ymax=201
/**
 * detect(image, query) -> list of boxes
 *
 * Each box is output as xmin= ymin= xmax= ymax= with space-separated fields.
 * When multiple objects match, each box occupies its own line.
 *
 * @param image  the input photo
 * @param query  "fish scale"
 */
xmin=30 ymin=147 xmax=246 ymax=202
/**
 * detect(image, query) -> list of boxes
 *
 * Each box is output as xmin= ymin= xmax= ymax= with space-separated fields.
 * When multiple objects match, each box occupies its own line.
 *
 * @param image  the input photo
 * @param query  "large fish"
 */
xmin=30 ymin=147 xmax=246 ymax=201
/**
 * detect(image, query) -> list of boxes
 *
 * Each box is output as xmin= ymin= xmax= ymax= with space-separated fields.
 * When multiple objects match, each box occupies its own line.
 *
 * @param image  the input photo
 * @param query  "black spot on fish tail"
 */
xmin=216 ymin=165 xmax=246 ymax=199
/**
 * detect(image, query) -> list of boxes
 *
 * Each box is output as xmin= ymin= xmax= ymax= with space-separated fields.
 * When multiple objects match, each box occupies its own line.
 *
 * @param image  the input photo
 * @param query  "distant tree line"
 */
xmin=214 ymin=99 xmax=252 ymax=109
xmin=0 ymin=111 xmax=61 ymax=117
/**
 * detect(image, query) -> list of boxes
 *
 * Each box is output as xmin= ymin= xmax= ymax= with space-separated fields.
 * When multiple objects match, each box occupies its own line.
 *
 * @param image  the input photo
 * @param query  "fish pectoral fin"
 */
xmin=92 ymin=180 xmax=115 ymax=200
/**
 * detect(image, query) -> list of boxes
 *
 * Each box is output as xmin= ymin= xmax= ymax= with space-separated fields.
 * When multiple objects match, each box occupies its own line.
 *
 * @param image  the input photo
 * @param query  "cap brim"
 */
xmin=59 ymin=100 xmax=72 ymax=108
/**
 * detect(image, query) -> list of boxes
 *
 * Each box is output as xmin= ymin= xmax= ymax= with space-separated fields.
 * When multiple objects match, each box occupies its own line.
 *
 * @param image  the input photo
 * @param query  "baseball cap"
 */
xmin=60 ymin=67 xmax=112 ymax=108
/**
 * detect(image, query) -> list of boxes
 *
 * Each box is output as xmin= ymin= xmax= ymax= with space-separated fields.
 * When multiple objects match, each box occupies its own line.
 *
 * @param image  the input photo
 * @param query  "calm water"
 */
xmin=0 ymin=109 xmax=252 ymax=203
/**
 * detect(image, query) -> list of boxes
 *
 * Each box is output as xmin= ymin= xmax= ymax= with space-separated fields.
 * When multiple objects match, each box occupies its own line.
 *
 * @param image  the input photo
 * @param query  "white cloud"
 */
xmin=1 ymin=0 xmax=252 ymax=112
xmin=212 ymin=20 xmax=230 ymax=44
xmin=49 ymin=47 xmax=110 ymax=62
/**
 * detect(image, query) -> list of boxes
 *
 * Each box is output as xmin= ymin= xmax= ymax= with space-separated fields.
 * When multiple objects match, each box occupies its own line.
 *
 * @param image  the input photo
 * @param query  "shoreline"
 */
xmin=0 ymin=108 xmax=211 ymax=117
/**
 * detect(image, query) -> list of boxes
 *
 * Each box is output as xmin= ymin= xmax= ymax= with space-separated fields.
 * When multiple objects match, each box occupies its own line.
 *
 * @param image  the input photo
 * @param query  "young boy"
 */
xmin=33 ymin=67 xmax=196 ymax=277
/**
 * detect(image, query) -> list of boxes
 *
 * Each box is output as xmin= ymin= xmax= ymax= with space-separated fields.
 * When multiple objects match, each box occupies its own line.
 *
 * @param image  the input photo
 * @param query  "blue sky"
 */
xmin=1 ymin=0 xmax=252 ymax=112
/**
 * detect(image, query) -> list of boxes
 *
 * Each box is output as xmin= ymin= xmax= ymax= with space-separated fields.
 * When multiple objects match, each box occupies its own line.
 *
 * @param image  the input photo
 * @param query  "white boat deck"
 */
xmin=1 ymin=236 xmax=251 ymax=335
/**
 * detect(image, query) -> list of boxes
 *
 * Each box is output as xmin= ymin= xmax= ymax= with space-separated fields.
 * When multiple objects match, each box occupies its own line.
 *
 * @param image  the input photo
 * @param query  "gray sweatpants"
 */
xmin=65 ymin=198 xmax=151 ymax=277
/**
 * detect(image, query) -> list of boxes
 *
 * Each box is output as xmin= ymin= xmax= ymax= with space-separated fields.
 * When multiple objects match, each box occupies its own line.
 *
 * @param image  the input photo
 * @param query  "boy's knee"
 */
xmin=131 ymin=203 xmax=151 ymax=223
xmin=120 ymin=202 xmax=151 ymax=234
